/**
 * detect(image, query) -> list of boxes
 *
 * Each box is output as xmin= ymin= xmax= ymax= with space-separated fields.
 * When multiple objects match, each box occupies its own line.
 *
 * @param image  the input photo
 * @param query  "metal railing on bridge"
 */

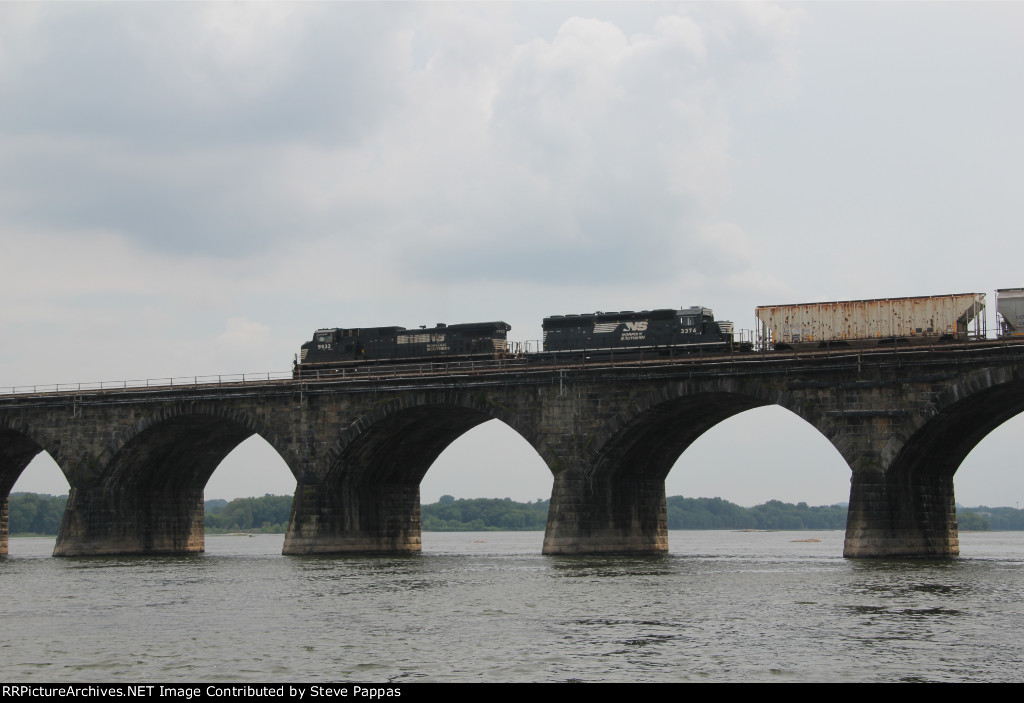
xmin=2 ymin=371 xmax=295 ymax=397
xmin=5 ymin=336 xmax=1023 ymax=399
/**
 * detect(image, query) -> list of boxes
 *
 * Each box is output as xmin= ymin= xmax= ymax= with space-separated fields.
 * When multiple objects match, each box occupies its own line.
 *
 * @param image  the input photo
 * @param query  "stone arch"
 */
xmin=0 ymin=416 xmax=70 ymax=556
xmin=284 ymin=391 xmax=551 ymax=555
xmin=541 ymin=377 xmax=852 ymax=556
xmin=842 ymin=369 xmax=1024 ymax=558
xmin=0 ymin=416 xmax=58 ymax=496
xmin=583 ymin=378 xmax=843 ymax=483
xmin=103 ymin=402 xmax=296 ymax=486
xmin=54 ymin=403 xmax=294 ymax=556
xmin=326 ymin=391 xmax=551 ymax=485
xmin=665 ymin=405 xmax=854 ymax=508
xmin=886 ymin=372 xmax=1024 ymax=481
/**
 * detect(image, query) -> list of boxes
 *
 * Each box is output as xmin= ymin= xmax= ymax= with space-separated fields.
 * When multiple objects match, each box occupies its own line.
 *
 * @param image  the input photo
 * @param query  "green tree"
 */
xmin=8 ymin=493 xmax=68 ymax=535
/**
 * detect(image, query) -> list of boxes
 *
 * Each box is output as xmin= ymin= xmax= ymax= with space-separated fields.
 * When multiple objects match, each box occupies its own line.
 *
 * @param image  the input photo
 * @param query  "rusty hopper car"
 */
xmin=755 ymin=293 xmax=986 ymax=350
xmin=996 ymin=288 xmax=1024 ymax=338
xmin=297 ymin=320 xmax=511 ymax=371
xmin=542 ymin=306 xmax=741 ymax=357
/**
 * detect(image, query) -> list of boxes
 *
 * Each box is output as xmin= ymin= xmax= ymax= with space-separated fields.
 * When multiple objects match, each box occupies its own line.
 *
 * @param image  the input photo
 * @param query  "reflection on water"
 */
xmin=1 ymin=531 xmax=1021 ymax=682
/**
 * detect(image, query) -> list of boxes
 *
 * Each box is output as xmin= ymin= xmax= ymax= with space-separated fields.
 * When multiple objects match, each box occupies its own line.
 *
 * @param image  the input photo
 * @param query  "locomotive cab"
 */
xmin=677 ymin=306 xmax=714 ymax=335
xmin=677 ymin=306 xmax=736 ymax=342
xmin=299 ymin=326 xmax=404 ymax=364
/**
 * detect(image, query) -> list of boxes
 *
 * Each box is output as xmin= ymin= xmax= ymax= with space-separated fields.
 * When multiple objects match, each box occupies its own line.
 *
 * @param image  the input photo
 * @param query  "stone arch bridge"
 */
xmin=2 ymin=344 xmax=1022 ymax=558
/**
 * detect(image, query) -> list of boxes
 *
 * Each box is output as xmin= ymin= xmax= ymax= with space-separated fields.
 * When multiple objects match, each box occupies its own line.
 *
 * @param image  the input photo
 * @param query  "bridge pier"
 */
xmin=542 ymin=470 xmax=668 ymax=555
xmin=283 ymin=479 xmax=421 ymax=554
xmin=843 ymin=462 xmax=958 ymax=558
xmin=54 ymin=485 xmax=205 ymax=556
xmin=0 ymin=495 xmax=8 ymax=557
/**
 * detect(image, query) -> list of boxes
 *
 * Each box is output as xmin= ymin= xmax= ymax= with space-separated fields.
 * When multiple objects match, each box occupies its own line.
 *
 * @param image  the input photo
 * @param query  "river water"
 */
xmin=1 ymin=531 xmax=1021 ymax=682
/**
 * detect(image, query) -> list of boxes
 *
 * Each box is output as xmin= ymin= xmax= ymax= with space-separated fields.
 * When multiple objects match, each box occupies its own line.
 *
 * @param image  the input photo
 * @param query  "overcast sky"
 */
xmin=3 ymin=2 xmax=1022 ymax=508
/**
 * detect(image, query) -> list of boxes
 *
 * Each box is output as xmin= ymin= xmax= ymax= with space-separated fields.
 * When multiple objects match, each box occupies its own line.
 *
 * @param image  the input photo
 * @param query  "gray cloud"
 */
xmin=0 ymin=4 xmax=801 ymax=266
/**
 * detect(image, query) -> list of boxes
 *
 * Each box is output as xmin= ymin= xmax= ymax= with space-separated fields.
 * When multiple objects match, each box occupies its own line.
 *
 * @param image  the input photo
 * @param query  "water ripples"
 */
xmin=1 ymin=531 xmax=1021 ymax=681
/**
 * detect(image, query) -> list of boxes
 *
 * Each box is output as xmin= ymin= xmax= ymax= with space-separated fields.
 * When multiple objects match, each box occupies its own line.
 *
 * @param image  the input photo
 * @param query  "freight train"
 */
xmin=293 ymin=289 xmax=1024 ymax=376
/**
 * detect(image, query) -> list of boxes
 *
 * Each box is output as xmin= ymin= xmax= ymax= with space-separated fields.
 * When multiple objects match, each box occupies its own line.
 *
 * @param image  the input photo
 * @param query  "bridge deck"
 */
xmin=4 ymin=339 xmax=1023 ymax=404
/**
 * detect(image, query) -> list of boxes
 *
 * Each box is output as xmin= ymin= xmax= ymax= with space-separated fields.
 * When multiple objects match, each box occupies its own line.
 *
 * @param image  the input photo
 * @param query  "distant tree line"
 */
xmin=204 ymin=494 xmax=292 ymax=533
xmin=421 ymin=497 xmax=1023 ymax=532
xmin=422 ymin=496 xmax=550 ymax=531
xmin=666 ymin=497 xmax=850 ymax=530
xmin=5 ymin=492 xmax=1023 ymax=535
xmin=955 ymin=506 xmax=1024 ymax=531
xmin=420 ymin=495 xmax=854 ymax=531
xmin=3 ymin=493 xmax=293 ymax=536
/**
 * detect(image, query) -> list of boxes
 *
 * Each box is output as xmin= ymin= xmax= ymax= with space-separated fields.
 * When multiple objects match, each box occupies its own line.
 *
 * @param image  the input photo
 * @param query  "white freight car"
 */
xmin=755 ymin=293 xmax=986 ymax=350
xmin=996 ymin=288 xmax=1024 ymax=338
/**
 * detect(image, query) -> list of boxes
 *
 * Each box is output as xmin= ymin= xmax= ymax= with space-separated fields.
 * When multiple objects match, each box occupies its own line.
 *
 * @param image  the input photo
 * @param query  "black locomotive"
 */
xmin=295 ymin=320 xmax=512 ymax=375
xmin=541 ymin=306 xmax=743 ymax=357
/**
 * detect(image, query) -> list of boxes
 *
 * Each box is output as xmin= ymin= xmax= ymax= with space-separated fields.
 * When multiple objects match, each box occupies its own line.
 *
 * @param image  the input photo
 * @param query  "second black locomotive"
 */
xmin=542 ymin=306 xmax=742 ymax=357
